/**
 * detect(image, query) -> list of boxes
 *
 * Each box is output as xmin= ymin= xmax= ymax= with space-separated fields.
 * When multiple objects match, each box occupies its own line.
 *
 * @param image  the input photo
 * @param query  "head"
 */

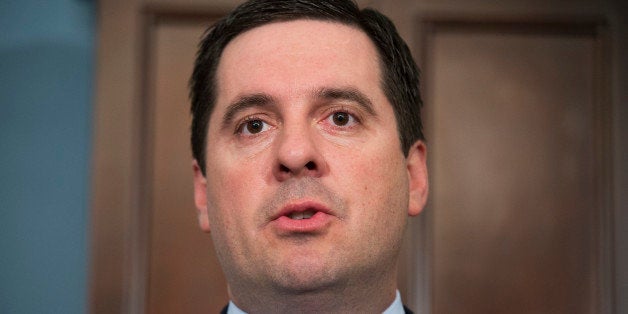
xmin=190 ymin=0 xmax=424 ymax=176
xmin=190 ymin=0 xmax=428 ymax=311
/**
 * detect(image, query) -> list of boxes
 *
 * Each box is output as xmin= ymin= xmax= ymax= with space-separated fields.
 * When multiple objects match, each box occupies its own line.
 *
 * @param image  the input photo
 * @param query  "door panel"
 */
xmin=424 ymin=23 xmax=606 ymax=313
xmin=149 ymin=20 xmax=228 ymax=313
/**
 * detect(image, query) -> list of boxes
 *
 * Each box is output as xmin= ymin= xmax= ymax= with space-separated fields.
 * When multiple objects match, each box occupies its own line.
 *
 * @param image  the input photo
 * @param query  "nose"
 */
xmin=272 ymin=122 xmax=328 ymax=181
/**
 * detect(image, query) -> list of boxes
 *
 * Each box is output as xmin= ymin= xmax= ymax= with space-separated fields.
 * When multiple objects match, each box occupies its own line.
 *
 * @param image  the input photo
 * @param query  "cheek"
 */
xmin=333 ymin=143 xmax=409 ymax=216
xmin=335 ymin=147 xmax=409 ymax=257
xmin=204 ymin=156 xmax=265 ymax=229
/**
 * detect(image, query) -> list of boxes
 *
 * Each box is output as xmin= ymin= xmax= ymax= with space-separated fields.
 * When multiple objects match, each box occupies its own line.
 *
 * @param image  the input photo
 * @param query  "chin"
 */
xmin=272 ymin=272 xmax=341 ymax=295
xmin=269 ymin=255 xmax=344 ymax=294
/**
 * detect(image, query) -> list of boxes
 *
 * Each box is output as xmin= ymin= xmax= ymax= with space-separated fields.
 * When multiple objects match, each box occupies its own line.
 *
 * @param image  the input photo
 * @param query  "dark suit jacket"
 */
xmin=220 ymin=304 xmax=414 ymax=314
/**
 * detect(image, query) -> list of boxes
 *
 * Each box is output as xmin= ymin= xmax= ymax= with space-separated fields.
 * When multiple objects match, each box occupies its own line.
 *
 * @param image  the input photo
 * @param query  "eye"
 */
xmin=239 ymin=119 xmax=270 ymax=135
xmin=327 ymin=111 xmax=357 ymax=127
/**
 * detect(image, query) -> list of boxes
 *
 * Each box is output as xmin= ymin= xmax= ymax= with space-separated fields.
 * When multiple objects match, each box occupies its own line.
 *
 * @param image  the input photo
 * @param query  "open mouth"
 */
xmin=287 ymin=209 xmax=317 ymax=220
xmin=270 ymin=201 xmax=333 ymax=233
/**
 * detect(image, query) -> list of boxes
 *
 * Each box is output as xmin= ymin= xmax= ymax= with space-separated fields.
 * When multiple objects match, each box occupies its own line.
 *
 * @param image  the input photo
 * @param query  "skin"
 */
xmin=193 ymin=20 xmax=428 ymax=314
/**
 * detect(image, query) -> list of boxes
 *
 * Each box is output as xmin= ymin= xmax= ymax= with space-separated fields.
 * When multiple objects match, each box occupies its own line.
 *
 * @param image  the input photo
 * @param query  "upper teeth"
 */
xmin=289 ymin=210 xmax=315 ymax=220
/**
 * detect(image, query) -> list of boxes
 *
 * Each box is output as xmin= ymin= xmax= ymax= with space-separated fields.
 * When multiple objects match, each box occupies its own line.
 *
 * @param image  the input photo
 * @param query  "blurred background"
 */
xmin=1 ymin=0 xmax=627 ymax=313
xmin=0 ymin=0 xmax=94 ymax=313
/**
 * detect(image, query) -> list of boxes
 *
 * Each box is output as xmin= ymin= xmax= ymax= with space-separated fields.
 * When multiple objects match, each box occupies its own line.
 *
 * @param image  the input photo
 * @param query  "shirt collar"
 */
xmin=226 ymin=300 xmax=247 ymax=314
xmin=383 ymin=290 xmax=405 ymax=314
xmin=227 ymin=290 xmax=405 ymax=314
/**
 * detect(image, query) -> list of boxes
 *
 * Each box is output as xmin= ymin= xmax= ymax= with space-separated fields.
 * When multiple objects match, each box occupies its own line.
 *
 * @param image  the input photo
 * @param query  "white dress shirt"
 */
xmin=227 ymin=290 xmax=405 ymax=314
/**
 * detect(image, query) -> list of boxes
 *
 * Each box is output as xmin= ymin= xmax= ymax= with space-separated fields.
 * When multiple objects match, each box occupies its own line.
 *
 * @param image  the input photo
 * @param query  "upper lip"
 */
xmin=270 ymin=200 xmax=333 ymax=221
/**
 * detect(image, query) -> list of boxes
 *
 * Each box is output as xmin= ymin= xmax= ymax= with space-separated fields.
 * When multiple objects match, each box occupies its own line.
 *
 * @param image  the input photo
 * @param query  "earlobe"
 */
xmin=406 ymin=141 xmax=428 ymax=216
xmin=193 ymin=160 xmax=211 ymax=233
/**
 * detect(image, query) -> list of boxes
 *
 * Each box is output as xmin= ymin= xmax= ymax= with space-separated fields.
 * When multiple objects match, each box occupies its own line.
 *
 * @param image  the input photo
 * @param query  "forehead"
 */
xmin=214 ymin=19 xmax=383 ymax=103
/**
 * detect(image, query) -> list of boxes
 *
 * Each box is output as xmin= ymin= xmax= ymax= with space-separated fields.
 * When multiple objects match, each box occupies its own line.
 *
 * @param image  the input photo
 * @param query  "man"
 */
xmin=189 ymin=0 xmax=428 ymax=313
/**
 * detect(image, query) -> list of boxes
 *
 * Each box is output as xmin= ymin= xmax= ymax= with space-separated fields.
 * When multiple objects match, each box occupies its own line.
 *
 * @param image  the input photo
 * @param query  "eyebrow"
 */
xmin=221 ymin=93 xmax=276 ymax=129
xmin=220 ymin=86 xmax=377 ymax=129
xmin=314 ymin=87 xmax=376 ymax=116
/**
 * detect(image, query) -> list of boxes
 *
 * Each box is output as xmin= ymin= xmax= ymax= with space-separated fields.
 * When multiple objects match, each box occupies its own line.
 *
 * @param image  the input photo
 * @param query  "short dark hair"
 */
xmin=190 ymin=0 xmax=424 ymax=175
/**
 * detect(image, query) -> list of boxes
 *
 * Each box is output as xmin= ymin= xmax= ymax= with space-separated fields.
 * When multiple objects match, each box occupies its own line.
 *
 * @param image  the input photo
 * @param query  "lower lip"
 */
xmin=271 ymin=211 xmax=332 ymax=234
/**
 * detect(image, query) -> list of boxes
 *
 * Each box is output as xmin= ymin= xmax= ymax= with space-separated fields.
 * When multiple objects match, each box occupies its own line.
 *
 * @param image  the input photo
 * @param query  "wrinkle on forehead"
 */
xmin=214 ymin=20 xmax=382 ymax=104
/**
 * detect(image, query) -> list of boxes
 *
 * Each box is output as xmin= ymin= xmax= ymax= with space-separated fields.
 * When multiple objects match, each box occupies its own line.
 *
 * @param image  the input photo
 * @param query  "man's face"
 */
xmin=194 ymin=20 xmax=427 ymax=295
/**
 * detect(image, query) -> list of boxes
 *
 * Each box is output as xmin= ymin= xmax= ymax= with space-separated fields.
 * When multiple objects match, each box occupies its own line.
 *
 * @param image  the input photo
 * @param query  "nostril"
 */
xmin=276 ymin=161 xmax=318 ymax=178
xmin=305 ymin=161 xmax=316 ymax=171
xmin=279 ymin=164 xmax=290 ymax=173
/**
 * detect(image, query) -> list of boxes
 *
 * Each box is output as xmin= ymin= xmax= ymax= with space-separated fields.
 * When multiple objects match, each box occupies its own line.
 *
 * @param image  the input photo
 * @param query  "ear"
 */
xmin=406 ymin=141 xmax=428 ymax=216
xmin=193 ymin=160 xmax=211 ymax=233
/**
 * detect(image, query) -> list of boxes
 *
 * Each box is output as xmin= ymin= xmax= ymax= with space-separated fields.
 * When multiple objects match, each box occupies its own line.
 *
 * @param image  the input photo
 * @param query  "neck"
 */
xmin=229 ymin=270 xmax=398 ymax=314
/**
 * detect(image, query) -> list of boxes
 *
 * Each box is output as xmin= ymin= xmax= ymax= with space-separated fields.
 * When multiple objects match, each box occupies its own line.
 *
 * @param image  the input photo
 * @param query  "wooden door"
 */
xmin=90 ymin=3 xmax=238 ymax=313
xmin=421 ymin=19 xmax=612 ymax=314
xmin=146 ymin=13 xmax=228 ymax=314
